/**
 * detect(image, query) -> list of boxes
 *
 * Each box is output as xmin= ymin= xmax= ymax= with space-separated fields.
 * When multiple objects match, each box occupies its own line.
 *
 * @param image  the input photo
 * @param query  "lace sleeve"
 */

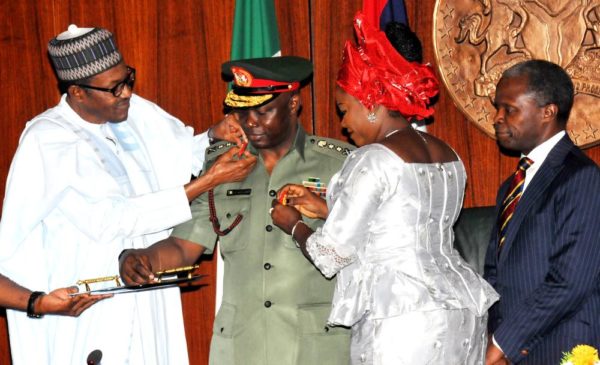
xmin=306 ymin=231 xmax=357 ymax=278
xmin=305 ymin=146 xmax=394 ymax=278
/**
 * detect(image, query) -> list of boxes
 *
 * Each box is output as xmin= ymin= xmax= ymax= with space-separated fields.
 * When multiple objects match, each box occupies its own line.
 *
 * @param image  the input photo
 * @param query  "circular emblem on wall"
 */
xmin=433 ymin=0 xmax=600 ymax=148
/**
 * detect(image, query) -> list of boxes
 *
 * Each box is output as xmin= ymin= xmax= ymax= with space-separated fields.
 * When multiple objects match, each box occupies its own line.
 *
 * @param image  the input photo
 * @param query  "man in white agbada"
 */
xmin=0 ymin=25 xmax=256 ymax=364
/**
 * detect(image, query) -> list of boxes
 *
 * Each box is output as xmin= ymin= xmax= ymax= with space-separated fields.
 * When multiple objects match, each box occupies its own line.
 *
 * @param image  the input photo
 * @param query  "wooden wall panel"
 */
xmin=0 ymin=1 xmax=599 ymax=364
xmin=116 ymin=0 xmax=160 ymax=102
xmin=311 ymin=0 xmax=362 ymax=140
xmin=276 ymin=0 xmax=312 ymax=133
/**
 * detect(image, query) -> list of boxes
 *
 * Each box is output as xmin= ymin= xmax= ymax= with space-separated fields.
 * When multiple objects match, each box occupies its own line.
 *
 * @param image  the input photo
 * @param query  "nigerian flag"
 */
xmin=230 ymin=0 xmax=281 ymax=60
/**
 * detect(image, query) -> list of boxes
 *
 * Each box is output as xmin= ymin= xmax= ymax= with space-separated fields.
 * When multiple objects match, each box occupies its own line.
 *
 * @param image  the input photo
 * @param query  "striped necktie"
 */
xmin=498 ymin=157 xmax=533 ymax=249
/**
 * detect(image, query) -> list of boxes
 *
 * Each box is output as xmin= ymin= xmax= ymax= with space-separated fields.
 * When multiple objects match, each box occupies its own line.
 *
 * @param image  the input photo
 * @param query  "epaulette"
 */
xmin=205 ymin=141 xmax=236 ymax=160
xmin=307 ymin=136 xmax=355 ymax=160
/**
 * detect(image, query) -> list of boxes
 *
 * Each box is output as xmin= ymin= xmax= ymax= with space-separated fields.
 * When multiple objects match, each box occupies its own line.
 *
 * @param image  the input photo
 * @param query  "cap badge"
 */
xmin=231 ymin=67 xmax=253 ymax=87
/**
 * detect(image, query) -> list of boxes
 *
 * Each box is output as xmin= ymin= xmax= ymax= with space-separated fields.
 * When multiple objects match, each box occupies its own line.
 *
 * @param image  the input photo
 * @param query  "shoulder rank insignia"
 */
xmin=207 ymin=141 xmax=234 ymax=155
xmin=316 ymin=139 xmax=352 ymax=156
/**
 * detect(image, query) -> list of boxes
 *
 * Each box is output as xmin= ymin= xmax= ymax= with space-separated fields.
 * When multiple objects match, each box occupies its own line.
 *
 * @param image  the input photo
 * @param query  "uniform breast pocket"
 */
xmin=216 ymin=194 xmax=251 ymax=253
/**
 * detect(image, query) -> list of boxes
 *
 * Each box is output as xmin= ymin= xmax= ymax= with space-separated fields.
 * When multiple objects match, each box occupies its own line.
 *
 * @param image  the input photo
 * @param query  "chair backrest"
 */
xmin=453 ymin=206 xmax=497 ymax=275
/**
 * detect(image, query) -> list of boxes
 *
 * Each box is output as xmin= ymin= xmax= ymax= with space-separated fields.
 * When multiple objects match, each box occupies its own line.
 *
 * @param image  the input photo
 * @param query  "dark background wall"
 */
xmin=1 ymin=1 xmax=598 ymax=363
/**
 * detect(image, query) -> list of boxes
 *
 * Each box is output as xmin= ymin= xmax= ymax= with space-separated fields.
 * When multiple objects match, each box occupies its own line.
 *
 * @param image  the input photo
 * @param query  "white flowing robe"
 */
xmin=0 ymin=94 xmax=208 ymax=364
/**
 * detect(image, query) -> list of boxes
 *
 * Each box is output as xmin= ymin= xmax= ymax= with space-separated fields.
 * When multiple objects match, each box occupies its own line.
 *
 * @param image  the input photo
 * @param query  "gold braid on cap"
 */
xmin=224 ymin=90 xmax=273 ymax=108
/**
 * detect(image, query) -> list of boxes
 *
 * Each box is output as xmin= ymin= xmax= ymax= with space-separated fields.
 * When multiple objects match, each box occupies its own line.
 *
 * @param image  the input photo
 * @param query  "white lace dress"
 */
xmin=306 ymin=144 xmax=499 ymax=365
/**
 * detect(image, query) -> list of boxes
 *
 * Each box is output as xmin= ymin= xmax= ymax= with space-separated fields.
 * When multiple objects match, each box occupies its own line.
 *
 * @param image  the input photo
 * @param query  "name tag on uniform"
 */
xmin=226 ymin=189 xmax=252 ymax=196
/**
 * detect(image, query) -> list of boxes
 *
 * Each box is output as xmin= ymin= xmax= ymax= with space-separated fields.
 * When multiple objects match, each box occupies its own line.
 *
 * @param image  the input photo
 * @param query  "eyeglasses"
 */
xmin=75 ymin=67 xmax=136 ymax=97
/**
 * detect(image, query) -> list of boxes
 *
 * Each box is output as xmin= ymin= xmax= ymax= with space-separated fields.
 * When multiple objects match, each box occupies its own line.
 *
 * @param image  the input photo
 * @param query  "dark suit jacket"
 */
xmin=484 ymin=135 xmax=600 ymax=364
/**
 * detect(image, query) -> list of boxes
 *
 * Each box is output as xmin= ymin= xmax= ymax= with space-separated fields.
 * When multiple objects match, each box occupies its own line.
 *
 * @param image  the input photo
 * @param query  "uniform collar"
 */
xmin=294 ymin=124 xmax=307 ymax=161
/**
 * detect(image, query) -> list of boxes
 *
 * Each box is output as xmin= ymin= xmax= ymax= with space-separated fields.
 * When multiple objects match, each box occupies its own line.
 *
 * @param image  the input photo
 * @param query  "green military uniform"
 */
xmin=173 ymin=125 xmax=354 ymax=365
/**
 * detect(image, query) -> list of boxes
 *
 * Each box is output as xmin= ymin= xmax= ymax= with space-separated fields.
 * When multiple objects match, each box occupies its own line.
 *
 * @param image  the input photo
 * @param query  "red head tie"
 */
xmin=337 ymin=12 xmax=439 ymax=120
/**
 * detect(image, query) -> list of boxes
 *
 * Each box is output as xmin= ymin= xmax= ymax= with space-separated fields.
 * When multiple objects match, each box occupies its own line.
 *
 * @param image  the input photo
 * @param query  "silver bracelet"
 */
xmin=290 ymin=220 xmax=307 ymax=248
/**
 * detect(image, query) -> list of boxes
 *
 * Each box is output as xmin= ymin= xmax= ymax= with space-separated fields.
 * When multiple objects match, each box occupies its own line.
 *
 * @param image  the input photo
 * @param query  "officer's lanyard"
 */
xmin=208 ymin=189 xmax=243 ymax=236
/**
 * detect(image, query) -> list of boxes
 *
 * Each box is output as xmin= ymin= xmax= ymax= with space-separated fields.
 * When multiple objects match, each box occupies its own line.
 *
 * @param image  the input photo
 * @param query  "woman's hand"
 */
xmin=278 ymin=184 xmax=328 ymax=220
xmin=210 ymin=114 xmax=246 ymax=146
xmin=36 ymin=287 xmax=112 ymax=317
xmin=270 ymin=200 xmax=303 ymax=235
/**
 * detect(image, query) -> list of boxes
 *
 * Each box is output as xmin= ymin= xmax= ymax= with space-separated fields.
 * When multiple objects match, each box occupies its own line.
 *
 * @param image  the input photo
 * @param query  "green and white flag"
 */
xmin=230 ymin=0 xmax=281 ymax=60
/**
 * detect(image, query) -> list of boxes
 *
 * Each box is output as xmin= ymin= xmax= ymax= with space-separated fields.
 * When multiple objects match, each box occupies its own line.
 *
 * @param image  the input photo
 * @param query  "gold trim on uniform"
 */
xmin=224 ymin=90 xmax=273 ymax=108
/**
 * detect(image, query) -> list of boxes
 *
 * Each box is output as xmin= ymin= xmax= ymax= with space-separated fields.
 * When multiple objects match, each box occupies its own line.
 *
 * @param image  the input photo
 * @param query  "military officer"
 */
xmin=120 ymin=56 xmax=353 ymax=365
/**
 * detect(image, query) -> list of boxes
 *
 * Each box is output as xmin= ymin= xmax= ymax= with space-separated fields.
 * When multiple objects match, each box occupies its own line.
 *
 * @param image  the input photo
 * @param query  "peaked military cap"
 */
xmin=222 ymin=56 xmax=313 ymax=109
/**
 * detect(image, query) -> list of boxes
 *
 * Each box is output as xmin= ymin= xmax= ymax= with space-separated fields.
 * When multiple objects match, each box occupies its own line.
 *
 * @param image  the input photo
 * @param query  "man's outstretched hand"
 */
xmin=37 ymin=287 xmax=112 ymax=317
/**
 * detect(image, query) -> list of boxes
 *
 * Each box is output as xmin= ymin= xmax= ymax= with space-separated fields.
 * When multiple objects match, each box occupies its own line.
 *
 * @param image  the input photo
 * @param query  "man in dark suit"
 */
xmin=484 ymin=60 xmax=600 ymax=364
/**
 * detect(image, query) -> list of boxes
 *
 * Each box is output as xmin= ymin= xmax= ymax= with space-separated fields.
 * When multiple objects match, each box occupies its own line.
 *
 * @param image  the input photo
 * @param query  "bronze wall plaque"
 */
xmin=433 ymin=0 xmax=600 ymax=148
